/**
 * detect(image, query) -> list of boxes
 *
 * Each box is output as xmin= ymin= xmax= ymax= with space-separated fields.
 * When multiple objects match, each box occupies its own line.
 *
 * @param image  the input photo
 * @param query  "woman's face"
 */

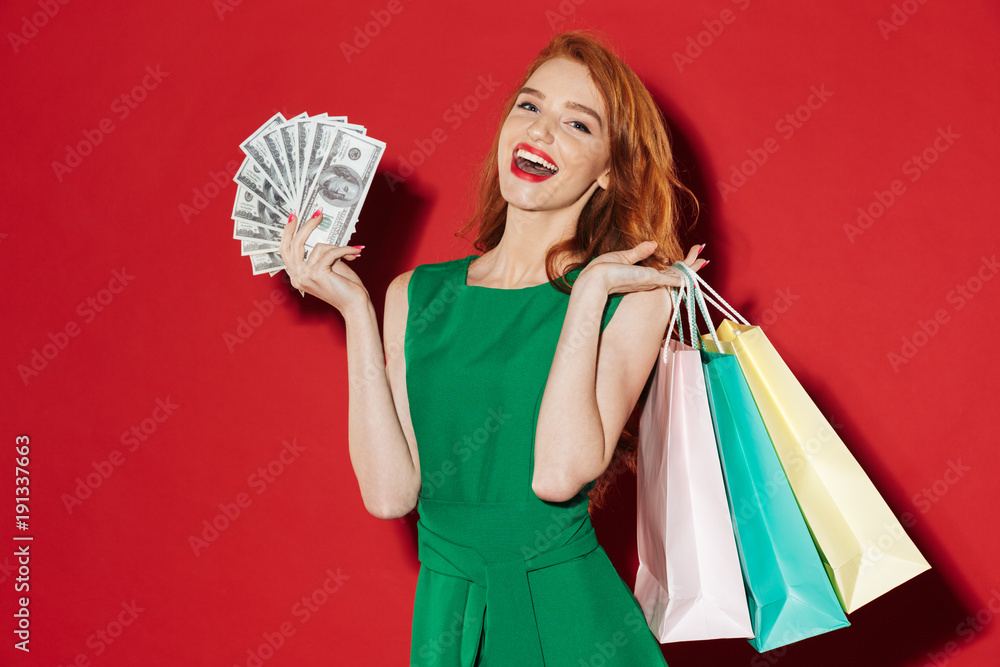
xmin=497 ymin=57 xmax=611 ymax=214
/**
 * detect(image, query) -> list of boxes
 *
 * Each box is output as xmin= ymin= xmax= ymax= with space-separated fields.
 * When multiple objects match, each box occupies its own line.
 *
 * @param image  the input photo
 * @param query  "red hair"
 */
xmin=457 ymin=31 xmax=698 ymax=507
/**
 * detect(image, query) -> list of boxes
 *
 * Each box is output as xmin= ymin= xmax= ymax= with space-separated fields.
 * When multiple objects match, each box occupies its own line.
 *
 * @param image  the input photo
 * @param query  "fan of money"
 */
xmin=232 ymin=112 xmax=386 ymax=276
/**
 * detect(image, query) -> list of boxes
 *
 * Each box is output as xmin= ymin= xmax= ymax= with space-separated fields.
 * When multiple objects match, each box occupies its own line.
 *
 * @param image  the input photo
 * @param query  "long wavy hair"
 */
xmin=457 ymin=31 xmax=698 ymax=508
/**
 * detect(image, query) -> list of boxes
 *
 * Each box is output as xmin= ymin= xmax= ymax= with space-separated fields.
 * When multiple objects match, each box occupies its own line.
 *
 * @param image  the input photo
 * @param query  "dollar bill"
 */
xmin=294 ymin=116 xmax=314 ymax=206
xmin=240 ymin=112 xmax=290 ymax=201
xmin=241 ymin=239 xmax=281 ymax=256
xmin=250 ymin=251 xmax=286 ymax=275
xmin=235 ymin=112 xmax=383 ymax=282
xmin=298 ymin=119 xmax=344 ymax=216
xmin=296 ymin=113 xmax=336 ymax=207
xmin=297 ymin=119 xmax=368 ymax=215
xmin=278 ymin=115 xmax=306 ymax=199
xmin=300 ymin=128 xmax=385 ymax=250
xmin=231 ymin=184 xmax=288 ymax=230
xmin=234 ymin=157 xmax=292 ymax=218
xmin=234 ymin=219 xmax=283 ymax=243
xmin=262 ymin=112 xmax=306 ymax=197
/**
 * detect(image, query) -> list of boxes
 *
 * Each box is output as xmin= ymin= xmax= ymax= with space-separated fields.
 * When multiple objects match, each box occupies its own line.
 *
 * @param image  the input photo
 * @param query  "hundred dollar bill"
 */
xmin=233 ymin=219 xmax=283 ymax=243
xmin=231 ymin=184 xmax=288 ymax=230
xmin=262 ymin=113 xmax=306 ymax=196
xmin=241 ymin=112 xmax=291 ymax=200
xmin=294 ymin=116 xmax=316 ymax=206
xmin=250 ymin=250 xmax=285 ymax=275
xmin=300 ymin=128 xmax=385 ymax=250
xmin=277 ymin=115 xmax=306 ymax=200
xmin=261 ymin=128 xmax=293 ymax=196
xmin=297 ymin=119 xmax=368 ymax=215
xmin=234 ymin=157 xmax=292 ymax=217
xmin=241 ymin=239 xmax=281 ymax=256
xmin=296 ymin=114 xmax=337 ymax=207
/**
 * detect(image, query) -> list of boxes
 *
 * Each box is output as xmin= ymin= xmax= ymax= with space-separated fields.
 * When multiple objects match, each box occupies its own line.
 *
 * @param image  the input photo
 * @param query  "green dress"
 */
xmin=404 ymin=254 xmax=669 ymax=666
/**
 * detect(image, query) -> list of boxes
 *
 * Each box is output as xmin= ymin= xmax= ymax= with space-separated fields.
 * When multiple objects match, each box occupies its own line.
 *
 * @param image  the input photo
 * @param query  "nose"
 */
xmin=526 ymin=112 xmax=555 ymax=143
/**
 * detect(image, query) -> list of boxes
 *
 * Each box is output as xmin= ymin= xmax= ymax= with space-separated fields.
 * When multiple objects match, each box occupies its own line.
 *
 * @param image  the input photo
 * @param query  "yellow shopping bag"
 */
xmin=683 ymin=269 xmax=931 ymax=613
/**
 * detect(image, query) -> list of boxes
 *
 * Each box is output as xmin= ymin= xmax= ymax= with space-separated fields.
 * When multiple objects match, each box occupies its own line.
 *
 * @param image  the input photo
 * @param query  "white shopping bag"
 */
xmin=634 ymin=284 xmax=754 ymax=642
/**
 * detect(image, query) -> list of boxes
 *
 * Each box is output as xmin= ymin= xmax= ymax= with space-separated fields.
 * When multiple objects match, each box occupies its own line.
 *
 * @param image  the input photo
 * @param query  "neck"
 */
xmin=471 ymin=184 xmax=599 ymax=288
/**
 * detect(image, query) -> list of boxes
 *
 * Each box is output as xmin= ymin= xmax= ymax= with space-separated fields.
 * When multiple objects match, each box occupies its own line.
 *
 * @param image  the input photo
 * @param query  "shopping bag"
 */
xmin=705 ymin=315 xmax=930 ymax=613
xmin=634 ymin=283 xmax=753 ymax=642
xmin=668 ymin=262 xmax=849 ymax=651
xmin=701 ymin=348 xmax=850 ymax=652
xmin=674 ymin=262 xmax=931 ymax=613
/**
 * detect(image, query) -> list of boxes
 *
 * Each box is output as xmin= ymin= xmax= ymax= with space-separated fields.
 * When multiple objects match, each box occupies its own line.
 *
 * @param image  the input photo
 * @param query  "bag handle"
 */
xmin=663 ymin=262 xmax=753 ymax=355
xmin=664 ymin=279 xmax=693 ymax=361
xmin=672 ymin=262 xmax=721 ymax=351
xmin=677 ymin=264 xmax=752 ymax=327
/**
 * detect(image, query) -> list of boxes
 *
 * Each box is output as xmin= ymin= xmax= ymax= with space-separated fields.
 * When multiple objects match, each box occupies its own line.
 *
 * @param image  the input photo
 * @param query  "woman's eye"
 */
xmin=569 ymin=121 xmax=592 ymax=134
xmin=517 ymin=101 xmax=539 ymax=112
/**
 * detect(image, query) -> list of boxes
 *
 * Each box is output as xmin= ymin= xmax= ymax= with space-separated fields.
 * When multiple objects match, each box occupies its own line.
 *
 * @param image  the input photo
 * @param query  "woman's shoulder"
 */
xmin=386 ymin=254 xmax=475 ymax=304
xmin=602 ymin=287 xmax=672 ymax=337
xmin=412 ymin=254 xmax=475 ymax=275
xmin=411 ymin=254 xmax=475 ymax=289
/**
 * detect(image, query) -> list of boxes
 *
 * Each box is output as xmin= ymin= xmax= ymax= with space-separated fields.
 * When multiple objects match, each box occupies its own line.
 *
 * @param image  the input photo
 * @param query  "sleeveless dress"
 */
xmin=404 ymin=254 xmax=669 ymax=666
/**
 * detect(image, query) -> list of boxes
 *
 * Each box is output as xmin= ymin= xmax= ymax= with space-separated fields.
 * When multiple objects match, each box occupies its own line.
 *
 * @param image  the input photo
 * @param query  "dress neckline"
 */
xmin=461 ymin=254 xmax=582 ymax=292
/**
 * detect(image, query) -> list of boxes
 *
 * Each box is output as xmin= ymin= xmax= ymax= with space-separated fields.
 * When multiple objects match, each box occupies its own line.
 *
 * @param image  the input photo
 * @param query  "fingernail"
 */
xmin=311 ymin=207 xmax=323 ymax=219
xmin=698 ymin=243 xmax=706 ymax=255
xmin=352 ymin=245 xmax=365 ymax=250
xmin=287 ymin=212 xmax=295 ymax=224
xmin=702 ymin=259 xmax=710 ymax=267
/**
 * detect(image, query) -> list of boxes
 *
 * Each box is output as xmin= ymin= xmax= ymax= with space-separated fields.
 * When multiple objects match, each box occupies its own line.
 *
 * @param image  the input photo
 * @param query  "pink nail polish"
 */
xmin=311 ymin=208 xmax=322 ymax=219
xmin=352 ymin=245 xmax=365 ymax=250
xmin=287 ymin=212 xmax=295 ymax=224
xmin=697 ymin=243 xmax=706 ymax=256
xmin=702 ymin=259 xmax=710 ymax=267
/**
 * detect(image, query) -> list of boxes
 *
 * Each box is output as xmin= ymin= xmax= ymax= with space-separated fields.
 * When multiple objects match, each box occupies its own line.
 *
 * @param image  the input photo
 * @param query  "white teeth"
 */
xmin=516 ymin=148 xmax=557 ymax=173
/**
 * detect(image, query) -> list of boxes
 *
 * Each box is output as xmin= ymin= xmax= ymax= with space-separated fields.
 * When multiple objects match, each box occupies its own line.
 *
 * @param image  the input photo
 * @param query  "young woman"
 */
xmin=280 ymin=31 xmax=706 ymax=666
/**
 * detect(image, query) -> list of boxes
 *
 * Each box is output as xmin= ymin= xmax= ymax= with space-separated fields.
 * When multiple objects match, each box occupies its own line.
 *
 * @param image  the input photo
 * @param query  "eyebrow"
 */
xmin=517 ymin=87 xmax=604 ymax=130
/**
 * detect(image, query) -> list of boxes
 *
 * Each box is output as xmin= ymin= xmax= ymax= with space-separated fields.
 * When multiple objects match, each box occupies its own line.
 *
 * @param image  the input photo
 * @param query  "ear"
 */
xmin=597 ymin=166 xmax=611 ymax=190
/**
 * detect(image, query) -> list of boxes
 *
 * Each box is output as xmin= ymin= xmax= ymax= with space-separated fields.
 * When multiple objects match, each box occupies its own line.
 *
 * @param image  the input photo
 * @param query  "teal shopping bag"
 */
xmin=701 ymin=349 xmax=849 ymax=652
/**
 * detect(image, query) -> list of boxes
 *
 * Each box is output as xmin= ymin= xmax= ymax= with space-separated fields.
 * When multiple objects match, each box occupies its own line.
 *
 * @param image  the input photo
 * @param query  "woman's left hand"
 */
xmin=577 ymin=241 xmax=707 ymax=295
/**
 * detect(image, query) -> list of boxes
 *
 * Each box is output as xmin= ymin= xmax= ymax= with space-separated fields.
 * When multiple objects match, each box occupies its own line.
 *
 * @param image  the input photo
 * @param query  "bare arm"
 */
xmin=279 ymin=210 xmax=419 ymax=518
xmin=344 ymin=272 xmax=420 ymax=518
xmin=532 ymin=242 xmax=705 ymax=502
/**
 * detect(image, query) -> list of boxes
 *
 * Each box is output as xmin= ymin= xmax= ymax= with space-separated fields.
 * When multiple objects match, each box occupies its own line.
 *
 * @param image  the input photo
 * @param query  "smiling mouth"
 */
xmin=512 ymin=148 xmax=558 ymax=177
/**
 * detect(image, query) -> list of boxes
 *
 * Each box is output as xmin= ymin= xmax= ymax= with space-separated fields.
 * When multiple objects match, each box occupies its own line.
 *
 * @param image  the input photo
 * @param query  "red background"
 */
xmin=2 ymin=0 xmax=999 ymax=665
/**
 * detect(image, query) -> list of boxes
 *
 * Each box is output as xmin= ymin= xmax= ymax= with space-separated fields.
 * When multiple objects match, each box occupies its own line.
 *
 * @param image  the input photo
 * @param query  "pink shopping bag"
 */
xmin=635 ymin=286 xmax=753 ymax=642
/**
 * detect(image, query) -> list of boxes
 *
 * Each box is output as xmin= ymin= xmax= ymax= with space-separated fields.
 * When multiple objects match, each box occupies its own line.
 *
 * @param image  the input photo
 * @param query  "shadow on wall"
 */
xmin=590 ymin=92 xmax=976 ymax=666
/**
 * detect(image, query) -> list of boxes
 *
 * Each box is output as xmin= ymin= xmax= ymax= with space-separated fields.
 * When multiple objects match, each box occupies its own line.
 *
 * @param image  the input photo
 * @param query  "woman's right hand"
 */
xmin=279 ymin=207 xmax=369 ymax=313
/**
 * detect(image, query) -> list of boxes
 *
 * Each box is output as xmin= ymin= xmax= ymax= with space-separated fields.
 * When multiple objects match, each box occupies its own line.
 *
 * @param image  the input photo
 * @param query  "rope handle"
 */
xmin=663 ymin=262 xmax=754 ymax=356
xmin=683 ymin=265 xmax=751 ymax=326
xmin=664 ymin=277 xmax=696 ymax=361
xmin=672 ymin=262 xmax=721 ymax=352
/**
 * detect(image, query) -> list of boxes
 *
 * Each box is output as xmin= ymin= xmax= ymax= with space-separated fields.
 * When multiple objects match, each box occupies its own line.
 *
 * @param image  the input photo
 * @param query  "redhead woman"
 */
xmin=280 ymin=31 xmax=706 ymax=666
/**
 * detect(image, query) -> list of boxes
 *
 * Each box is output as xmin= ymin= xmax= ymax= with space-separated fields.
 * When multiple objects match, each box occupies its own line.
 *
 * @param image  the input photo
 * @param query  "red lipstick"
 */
xmin=511 ymin=142 xmax=558 ymax=182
